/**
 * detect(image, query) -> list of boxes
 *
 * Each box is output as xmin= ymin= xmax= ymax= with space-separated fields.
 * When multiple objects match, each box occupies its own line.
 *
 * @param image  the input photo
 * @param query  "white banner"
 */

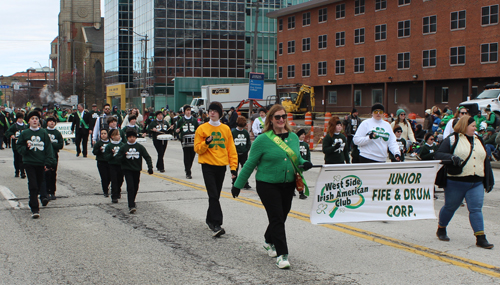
xmin=310 ymin=161 xmax=441 ymax=224
xmin=55 ymin=122 xmax=75 ymax=139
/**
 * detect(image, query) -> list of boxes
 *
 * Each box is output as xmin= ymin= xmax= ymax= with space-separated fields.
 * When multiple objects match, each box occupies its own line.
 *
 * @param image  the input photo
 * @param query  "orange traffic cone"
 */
xmin=323 ymin=112 xmax=331 ymax=137
xmin=288 ymin=113 xmax=296 ymax=126
xmin=305 ymin=112 xmax=312 ymax=125
xmin=309 ymin=123 xmax=314 ymax=150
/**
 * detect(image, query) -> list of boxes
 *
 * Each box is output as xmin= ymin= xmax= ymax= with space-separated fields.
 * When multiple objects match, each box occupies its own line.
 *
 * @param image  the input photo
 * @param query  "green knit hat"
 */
xmin=396 ymin=109 xmax=406 ymax=117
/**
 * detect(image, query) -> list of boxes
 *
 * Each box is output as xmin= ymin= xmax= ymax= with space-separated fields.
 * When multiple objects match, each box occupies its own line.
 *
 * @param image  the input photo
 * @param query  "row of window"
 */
xmin=277 ymin=43 xmax=498 ymax=78
xmin=279 ymin=4 xmax=499 ymax=30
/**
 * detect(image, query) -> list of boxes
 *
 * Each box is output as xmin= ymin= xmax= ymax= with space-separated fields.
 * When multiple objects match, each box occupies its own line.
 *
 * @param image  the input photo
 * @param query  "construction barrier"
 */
xmin=304 ymin=112 xmax=312 ymax=125
xmin=309 ymin=123 xmax=314 ymax=149
xmin=323 ymin=112 xmax=331 ymax=137
xmin=288 ymin=113 xmax=296 ymax=126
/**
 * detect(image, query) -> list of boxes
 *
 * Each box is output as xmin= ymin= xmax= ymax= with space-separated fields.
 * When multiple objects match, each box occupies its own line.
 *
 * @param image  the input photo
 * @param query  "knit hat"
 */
xmin=296 ymin=129 xmax=306 ymax=137
xmin=487 ymin=126 xmax=495 ymax=132
xmin=468 ymin=117 xmax=475 ymax=126
xmin=425 ymin=109 xmax=431 ymax=115
xmin=446 ymin=109 xmax=453 ymax=115
xmin=208 ymin=102 xmax=223 ymax=118
xmin=396 ymin=109 xmax=406 ymax=117
xmin=371 ymin=103 xmax=385 ymax=113
xmin=26 ymin=111 xmax=40 ymax=121
xmin=485 ymin=104 xmax=491 ymax=112
xmin=351 ymin=108 xmax=358 ymax=114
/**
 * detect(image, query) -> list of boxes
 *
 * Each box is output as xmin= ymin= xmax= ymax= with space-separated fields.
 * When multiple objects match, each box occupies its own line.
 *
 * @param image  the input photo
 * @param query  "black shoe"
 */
xmin=436 ymin=227 xmax=450 ymax=241
xmin=186 ymin=174 xmax=192 ymax=179
xmin=15 ymin=173 xmax=19 ymax=178
xmin=76 ymin=153 xmax=80 ymax=157
xmin=104 ymin=193 xmax=109 ymax=198
xmin=213 ymin=226 xmax=226 ymax=237
xmin=111 ymin=199 xmax=118 ymax=203
xmin=299 ymin=193 xmax=308 ymax=200
xmin=243 ymin=184 xmax=252 ymax=189
xmin=32 ymin=212 xmax=40 ymax=219
xmin=160 ymin=169 xmax=165 ymax=173
xmin=476 ymin=235 xmax=494 ymax=249
xmin=21 ymin=174 xmax=26 ymax=179
xmin=83 ymin=155 xmax=87 ymax=158
xmin=41 ymin=198 xmax=50 ymax=207
xmin=207 ymin=222 xmax=215 ymax=231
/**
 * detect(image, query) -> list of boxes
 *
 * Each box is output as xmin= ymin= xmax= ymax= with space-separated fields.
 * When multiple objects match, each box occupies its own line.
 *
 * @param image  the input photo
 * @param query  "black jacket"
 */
xmin=71 ymin=111 xmax=92 ymax=134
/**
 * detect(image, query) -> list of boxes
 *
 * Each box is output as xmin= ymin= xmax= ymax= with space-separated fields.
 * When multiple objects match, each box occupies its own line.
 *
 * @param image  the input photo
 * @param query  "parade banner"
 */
xmin=310 ymin=161 xmax=441 ymax=224
xmin=55 ymin=122 xmax=75 ymax=139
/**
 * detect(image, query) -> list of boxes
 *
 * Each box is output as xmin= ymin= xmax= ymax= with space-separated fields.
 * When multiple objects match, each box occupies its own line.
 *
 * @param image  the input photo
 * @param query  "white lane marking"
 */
xmin=0 ymin=186 xmax=25 ymax=209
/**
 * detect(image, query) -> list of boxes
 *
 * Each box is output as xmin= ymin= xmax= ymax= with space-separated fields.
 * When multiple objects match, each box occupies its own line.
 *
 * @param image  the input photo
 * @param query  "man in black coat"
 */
xmin=71 ymin=103 xmax=92 ymax=157
xmin=228 ymin=106 xmax=238 ymax=130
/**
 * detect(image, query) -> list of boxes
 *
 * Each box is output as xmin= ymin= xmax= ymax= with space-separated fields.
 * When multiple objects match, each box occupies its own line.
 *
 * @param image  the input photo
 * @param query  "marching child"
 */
xmin=295 ymin=129 xmax=310 ymax=199
xmin=16 ymin=111 xmax=56 ymax=218
xmin=322 ymin=117 xmax=348 ymax=164
xmin=104 ymin=129 xmax=125 ymax=203
xmin=116 ymin=130 xmax=153 ymax=213
xmin=175 ymin=105 xmax=199 ymax=179
xmin=5 ymin=112 xmax=28 ymax=178
xmin=121 ymin=114 xmax=142 ymax=141
xmin=45 ymin=116 xmax=64 ymax=200
xmin=93 ymin=128 xmax=111 ymax=197
xmin=390 ymin=126 xmax=406 ymax=162
xmin=231 ymin=116 xmax=251 ymax=189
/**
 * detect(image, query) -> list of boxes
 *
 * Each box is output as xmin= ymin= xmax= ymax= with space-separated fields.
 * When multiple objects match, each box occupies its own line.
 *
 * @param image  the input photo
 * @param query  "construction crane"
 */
xmin=281 ymin=84 xmax=315 ymax=114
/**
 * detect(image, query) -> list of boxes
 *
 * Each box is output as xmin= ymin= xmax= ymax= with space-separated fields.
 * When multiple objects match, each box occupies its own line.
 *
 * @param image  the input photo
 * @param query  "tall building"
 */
xmin=268 ymin=0 xmax=500 ymax=115
xmin=104 ymin=0 xmax=310 ymax=111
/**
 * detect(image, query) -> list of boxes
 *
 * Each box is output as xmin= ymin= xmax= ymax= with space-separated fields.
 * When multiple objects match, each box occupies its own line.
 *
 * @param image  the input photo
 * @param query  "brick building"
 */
xmin=268 ymin=0 xmax=500 ymax=116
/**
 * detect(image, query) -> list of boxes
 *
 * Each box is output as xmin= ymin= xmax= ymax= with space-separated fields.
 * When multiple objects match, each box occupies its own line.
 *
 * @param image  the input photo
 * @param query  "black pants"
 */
xmin=201 ymin=164 xmax=226 ymax=227
xmin=75 ymin=129 xmax=89 ymax=156
xmin=123 ymin=169 xmax=140 ymax=209
xmin=183 ymin=146 xmax=196 ymax=176
xmin=256 ymin=180 xmax=295 ymax=256
xmin=359 ymin=156 xmax=381 ymax=163
xmin=24 ymin=164 xmax=48 ymax=213
xmin=13 ymin=149 xmax=24 ymax=176
xmin=153 ymin=139 xmax=168 ymax=171
xmin=109 ymin=164 xmax=123 ymax=200
xmin=45 ymin=155 xmax=58 ymax=195
xmin=233 ymin=152 xmax=248 ymax=185
xmin=0 ymin=129 xmax=4 ymax=149
xmin=97 ymin=161 xmax=111 ymax=195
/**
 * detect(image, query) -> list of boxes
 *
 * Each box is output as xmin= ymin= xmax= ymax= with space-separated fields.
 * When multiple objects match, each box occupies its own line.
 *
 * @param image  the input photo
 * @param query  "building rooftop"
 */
xmin=82 ymin=18 xmax=104 ymax=53
xmin=267 ymin=0 xmax=341 ymax=18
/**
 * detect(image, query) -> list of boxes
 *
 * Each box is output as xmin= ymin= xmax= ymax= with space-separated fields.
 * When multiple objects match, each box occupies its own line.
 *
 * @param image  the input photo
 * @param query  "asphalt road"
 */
xmin=0 ymin=138 xmax=499 ymax=284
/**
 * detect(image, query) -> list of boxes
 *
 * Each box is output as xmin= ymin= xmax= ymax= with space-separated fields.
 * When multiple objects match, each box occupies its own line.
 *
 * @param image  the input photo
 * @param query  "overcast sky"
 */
xmin=0 ymin=0 xmax=104 ymax=77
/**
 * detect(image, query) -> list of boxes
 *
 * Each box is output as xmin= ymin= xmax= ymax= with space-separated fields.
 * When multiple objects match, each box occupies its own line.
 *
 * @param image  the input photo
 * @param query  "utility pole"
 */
xmin=249 ymin=0 xmax=261 ymax=117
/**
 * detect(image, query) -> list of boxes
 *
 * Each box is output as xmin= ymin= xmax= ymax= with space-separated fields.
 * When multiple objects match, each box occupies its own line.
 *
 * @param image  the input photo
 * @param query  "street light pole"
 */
xmin=27 ymin=67 xmax=36 ymax=107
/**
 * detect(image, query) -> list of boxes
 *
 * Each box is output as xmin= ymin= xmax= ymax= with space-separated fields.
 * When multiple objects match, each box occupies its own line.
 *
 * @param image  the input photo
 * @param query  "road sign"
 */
xmin=0 ymin=85 xmax=9 ymax=89
xmin=141 ymin=89 xmax=149 ymax=97
xmin=248 ymin=72 xmax=264 ymax=100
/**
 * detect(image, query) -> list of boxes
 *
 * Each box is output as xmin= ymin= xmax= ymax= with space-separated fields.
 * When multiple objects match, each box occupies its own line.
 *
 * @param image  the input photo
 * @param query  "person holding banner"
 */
xmin=434 ymin=115 xmax=494 ymax=249
xmin=353 ymin=103 xmax=401 ymax=163
xmin=232 ymin=104 xmax=312 ymax=269
xmin=71 ymin=104 xmax=92 ymax=158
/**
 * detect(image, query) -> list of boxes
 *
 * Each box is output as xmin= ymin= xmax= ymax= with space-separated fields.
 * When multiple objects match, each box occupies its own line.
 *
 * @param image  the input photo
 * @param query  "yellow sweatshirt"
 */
xmin=194 ymin=122 xmax=238 ymax=171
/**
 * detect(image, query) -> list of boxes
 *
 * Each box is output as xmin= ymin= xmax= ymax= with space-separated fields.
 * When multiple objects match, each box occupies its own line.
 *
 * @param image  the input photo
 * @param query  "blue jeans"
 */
xmin=485 ymin=144 xmax=496 ymax=157
xmin=439 ymin=179 xmax=484 ymax=233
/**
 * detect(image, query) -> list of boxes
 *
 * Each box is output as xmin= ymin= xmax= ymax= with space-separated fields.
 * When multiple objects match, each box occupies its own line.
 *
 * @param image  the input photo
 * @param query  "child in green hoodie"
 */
xmin=45 ymin=116 xmax=64 ymax=200
xmin=16 ymin=111 xmax=56 ymax=219
xmin=5 ymin=112 xmax=28 ymax=178
xmin=104 ymin=128 xmax=125 ymax=203
xmin=116 ymin=130 xmax=153 ymax=213
xmin=93 ymin=129 xmax=111 ymax=197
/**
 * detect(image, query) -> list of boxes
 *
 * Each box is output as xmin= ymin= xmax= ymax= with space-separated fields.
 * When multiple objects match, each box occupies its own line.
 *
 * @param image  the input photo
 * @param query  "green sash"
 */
xmin=265 ymin=130 xmax=309 ymax=195
xmin=77 ymin=111 xmax=89 ymax=129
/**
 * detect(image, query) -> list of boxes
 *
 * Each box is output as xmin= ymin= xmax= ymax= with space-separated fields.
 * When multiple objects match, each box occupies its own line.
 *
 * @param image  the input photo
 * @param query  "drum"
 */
xmin=157 ymin=134 xmax=174 ymax=141
xmin=136 ymin=138 xmax=147 ymax=143
xmin=182 ymin=134 xmax=195 ymax=147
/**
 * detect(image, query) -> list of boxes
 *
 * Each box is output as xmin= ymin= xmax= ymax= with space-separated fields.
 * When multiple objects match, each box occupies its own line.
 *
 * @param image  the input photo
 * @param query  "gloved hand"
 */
xmin=302 ymin=161 xmax=313 ymax=171
xmin=148 ymin=169 xmax=154 ymax=175
xmin=231 ymin=186 xmax=241 ymax=198
xmin=333 ymin=142 xmax=341 ymax=149
xmin=205 ymin=136 xmax=213 ymax=144
xmin=451 ymin=155 xmax=463 ymax=166
xmin=231 ymin=170 xmax=238 ymax=180
xmin=395 ymin=154 xmax=401 ymax=162
xmin=369 ymin=131 xmax=376 ymax=139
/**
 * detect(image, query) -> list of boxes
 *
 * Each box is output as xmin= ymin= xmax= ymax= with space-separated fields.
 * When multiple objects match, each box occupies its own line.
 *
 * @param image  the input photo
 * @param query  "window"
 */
xmin=451 ymin=10 xmax=466 ymax=30
xmin=287 ymin=41 xmax=295 ymax=54
xmin=398 ymin=0 xmax=410 ymax=6
xmin=318 ymin=35 xmax=327 ymax=49
xmin=482 ymin=5 xmax=499 ymax=26
xmin=442 ymin=87 xmax=449 ymax=103
xmin=302 ymin=63 xmax=310 ymax=77
xmin=423 ymin=15 xmax=437 ymax=34
xmin=302 ymin=38 xmax=311 ymax=52
xmin=355 ymin=0 xmax=365 ymax=15
xmin=354 ymin=28 xmax=365 ymax=44
xmin=375 ymin=0 xmax=386 ymax=11
xmin=335 ymin=59 xmax=345 ymax=74
xmin=278 ymin=43 xmax=283 ymax=55
xmin=375 ymin=55 xmax=386 ymax=71
xmin=354 ymin=90 xmax=362 ymax=106
xmin=372 ymin=89 xmax=383 ymax=104
xmin=303 ymin=12 xmax=310 ymax=26
xmin=398 ymin=52 xmax=410 ymax=69
xmin=398 ymin=20 xmax=411 ymax=37
xmin=481 ymin=43 xmax=498 ymax=63
xmin=423 ymin=49 xmax=437 ymax=67
xmin=278 ymin=19 xmax=283 ymax=31
xmin=328 ymin=91 xmax=337 ymax=104
xmin=319 ymin=8 xmax=327 ymax=23
xmin=354 ymin=57 xmax=365 ymax=73
xmin=278 ymin=66 xmax=283 ymax=79
xmin=288 ymin=16 xmax=295 ymax=29
xmin=375 ymin=24 xmax=387 ymax=41
xmin=450 ymin=46 xmax=466 ymax=65
xmin=318 ymin=61 xmax=327 ymax=76
xmin=336 ymin=32 xmax=345 ymax=47
xmin=287 ymin=65 xmax=295 ymax=78
xmin=336 ymin=4 xmax=345 ymax=19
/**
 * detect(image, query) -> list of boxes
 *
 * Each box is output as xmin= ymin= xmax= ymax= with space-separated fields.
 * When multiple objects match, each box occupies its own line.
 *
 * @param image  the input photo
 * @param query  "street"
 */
xmin=0 ymin=138 xmax=499 ymax=284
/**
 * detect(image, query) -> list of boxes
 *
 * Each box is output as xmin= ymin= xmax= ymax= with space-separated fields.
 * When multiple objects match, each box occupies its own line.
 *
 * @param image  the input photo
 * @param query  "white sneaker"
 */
xmin=276 ymin=254 xmax=290 ymax=269
xmin=263 ymin=243 xmax=277 ymax=257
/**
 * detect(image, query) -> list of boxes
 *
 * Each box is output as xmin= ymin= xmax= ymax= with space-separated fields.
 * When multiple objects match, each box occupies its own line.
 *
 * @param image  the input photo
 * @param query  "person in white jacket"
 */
xmin=251 ymin=108 xmax=266 ymax=137
xmin=353 ymin=104 xmax=401 ymax=163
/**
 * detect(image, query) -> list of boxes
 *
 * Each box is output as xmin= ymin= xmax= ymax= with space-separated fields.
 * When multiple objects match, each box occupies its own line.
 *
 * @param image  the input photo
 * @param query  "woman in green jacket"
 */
xmin=232 ymin=104 xmax=312 ymax=269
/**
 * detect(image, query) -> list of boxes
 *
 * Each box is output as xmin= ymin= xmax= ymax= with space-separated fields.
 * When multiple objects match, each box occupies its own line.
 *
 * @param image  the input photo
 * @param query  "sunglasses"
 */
xmin=395 ymin=130 xmax=402 ymax=133
xmin=373 ymin=110 xmax=384 ymax=114
xmin=460 ymin=112 xmax=468 ymax=115
xmin=429 ymin=138 xmax=435 ymax=141
xmin=274 ymin=114 xmax=287 ymax=120
xmin=104 ymin=108 xmax=110 ymax=110
xmin=400 ymin=113 xmax=406 ymax=116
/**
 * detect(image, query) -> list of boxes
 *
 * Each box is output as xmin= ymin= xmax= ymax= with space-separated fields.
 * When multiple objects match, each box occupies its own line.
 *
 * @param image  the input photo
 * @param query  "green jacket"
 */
xmin=116 ymin=142 xmax=153 ymax=172
xmin=175 ymin=116 xmax=198 ymax=140
xmin=389 ymin=138 xmax=407 ymax=162
xmin=92 ymin=139 xmax=110 ymax=162
xmin=486 ymin=112 xmax=496 ymax=127
xmin=234 ymin=131 xmax=307 ymax=189
xmin=121 ymin=125 xmax=142 ymax=141
xmin=322 ymin=133 xmax=349 ymax=164
xmin=419 ymin=143 xmax=439 ymax=160
xmin=46 ymin=128 xmax=64 ymax=154
xmin=299 ymin=141 xmax=310 ymax=161
xmin=103 ymin=140 xmax=126 ymax=165
xmin=16 ymin=128 xmax=56 ymax=166
xmin=474 ymin=115 xmax=486 ymax=130
xmin=148 ymin=120 xmax=171 ymax=140
xmin=5 ymin=122 xmax=28 ymax=151
xmin=232 ymin=128 xmax=251 ymax=154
